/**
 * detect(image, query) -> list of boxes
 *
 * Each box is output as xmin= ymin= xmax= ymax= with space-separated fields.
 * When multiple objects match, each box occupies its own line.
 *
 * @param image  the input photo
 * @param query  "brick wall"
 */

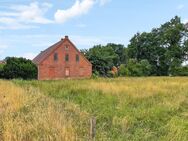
xmin=37 ymin=37 xmax=92 ymax=80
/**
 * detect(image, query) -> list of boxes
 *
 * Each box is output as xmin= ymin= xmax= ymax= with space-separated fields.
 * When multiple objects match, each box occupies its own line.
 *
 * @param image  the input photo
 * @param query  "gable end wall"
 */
xmin=37 ymin=39 xmax=92 ymax=80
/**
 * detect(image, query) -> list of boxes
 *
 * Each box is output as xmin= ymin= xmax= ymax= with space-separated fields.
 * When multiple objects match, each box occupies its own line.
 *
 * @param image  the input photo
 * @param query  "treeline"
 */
xmin=82 ymin=16 xmax=188 ymax=77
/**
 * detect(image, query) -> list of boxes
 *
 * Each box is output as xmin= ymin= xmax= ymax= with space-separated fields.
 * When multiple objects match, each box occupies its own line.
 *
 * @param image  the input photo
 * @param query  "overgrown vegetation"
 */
xmin=0 ymin=78 xmax=187 ymax=140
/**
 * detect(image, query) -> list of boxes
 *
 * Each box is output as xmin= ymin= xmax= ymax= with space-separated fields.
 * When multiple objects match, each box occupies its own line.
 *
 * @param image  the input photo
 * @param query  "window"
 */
xmin=65 ymin=45 xmax=69 ymax=51
xmin=54 ymin=53 xmax=58 ymax=61
xmin=65 ymin=54 xmax=69 ymax=62
xmin=76 ymin=54 xmax=79 ymax=62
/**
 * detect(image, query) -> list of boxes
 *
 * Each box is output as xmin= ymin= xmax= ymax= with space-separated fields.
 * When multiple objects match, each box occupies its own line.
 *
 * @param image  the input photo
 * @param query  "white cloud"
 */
xmin=177 ymin=4 xmax=184 ymax=10
xmin=10 ymin=2 xmax=53 ymax=24
xmin=55 ymin=0 xmax=95 ymax=23
xmin=98 ymin=0 xmax=111 ymax=6
xmin=54 ymin=0 xmax=111 ymax=23
xmin=0 ymin=2 xmax=53 ymax=30
xmin=0 ymin=17 xmax=38 ymax=30
xmin=0 ymin=0 xmax=111 ymax=29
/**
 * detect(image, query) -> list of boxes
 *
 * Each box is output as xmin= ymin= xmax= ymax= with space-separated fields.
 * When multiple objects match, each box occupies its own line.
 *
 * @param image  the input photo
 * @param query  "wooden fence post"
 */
xmin=90 ymin=117 xmax=96 ymax=141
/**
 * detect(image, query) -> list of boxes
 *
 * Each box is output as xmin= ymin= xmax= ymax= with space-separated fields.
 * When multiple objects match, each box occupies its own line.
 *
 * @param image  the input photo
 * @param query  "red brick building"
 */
xmin=33 ymin=36 xmax=92 ymax=80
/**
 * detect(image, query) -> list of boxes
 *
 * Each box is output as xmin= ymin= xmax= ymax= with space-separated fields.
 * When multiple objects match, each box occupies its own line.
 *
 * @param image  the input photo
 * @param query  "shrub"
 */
xmin=0 ymin=64 xmax=5 ymax=78
xmin=2 ymin=57 xmax=37 ymax=79
xmin=92 ymin=71 xmax=100 ymax=79
xmin=126 ymin=59 xmax=152 ymax=76
xmin=119 ymin=64 xmax=128 ymax=76
xmin=139 ymin=59 xmax=152 ymax=76
xmin=171 ymin=66 xmax=188 ymax=76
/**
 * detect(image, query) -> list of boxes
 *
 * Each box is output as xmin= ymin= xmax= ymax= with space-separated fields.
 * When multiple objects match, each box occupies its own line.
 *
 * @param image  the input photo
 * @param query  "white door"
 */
xmin=65 ymin=68 xmax=70 ymax=77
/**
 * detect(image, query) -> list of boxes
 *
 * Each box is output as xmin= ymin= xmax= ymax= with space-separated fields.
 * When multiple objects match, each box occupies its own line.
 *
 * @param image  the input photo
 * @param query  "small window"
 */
xmin=76 ymin=54 xmax=79 ymax=62
xmin=65 ymin=54 xmax=69 ymax=62
xmin=54 ymin=53 xmax=58 ymax=61
xmin=65 ymin=45 xmax=69 ymax=51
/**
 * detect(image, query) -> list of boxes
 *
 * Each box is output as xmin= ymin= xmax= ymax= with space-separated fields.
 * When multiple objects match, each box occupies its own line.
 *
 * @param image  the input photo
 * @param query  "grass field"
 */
xmin=0 ymin=77 xmax=188 ymax=141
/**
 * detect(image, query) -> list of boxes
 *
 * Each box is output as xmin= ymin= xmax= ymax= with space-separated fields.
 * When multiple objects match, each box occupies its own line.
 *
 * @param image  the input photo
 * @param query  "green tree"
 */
xmin=128 ymin=16 xmax=188 ymax=76
xmin=106 ymin=43 xmax=128 ymax=66
xmin=83 ymin=44 xmax=127 ymax=76
xmin=126 ymin=59 xmax=142 ymax=76
xmin=2 ymin=57 xmax=37 ymax=79
xmin=125 ymin=59 xmax=152 ymax=76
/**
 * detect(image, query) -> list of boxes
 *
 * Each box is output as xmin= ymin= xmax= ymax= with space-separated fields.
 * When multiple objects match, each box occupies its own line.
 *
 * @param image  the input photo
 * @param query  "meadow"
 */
xmin=0 ymin=77 xmax=188 ymax=141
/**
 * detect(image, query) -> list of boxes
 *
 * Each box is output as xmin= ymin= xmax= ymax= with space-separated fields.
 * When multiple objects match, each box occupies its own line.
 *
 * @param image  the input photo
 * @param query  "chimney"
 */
xmin=65 ymin=35 xmax=69 ymax=39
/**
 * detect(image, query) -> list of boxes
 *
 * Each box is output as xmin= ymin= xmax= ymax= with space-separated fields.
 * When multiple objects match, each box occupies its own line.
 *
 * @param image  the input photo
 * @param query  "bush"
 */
xmin=125 ymin=59 xmax=152 ymax=76
xmin=171 ymin=66 xmax=188 ymax=76
xmin=139 ymin=59 xmax=152 ymax=76
xmin=1 ymin=57 xmax=37 ymax=79
xmin=0 ymin=64 xmax=5 ymax=78
xmin=119 ymin=64 xmax=128 ymax=76
xmin=92 ymin=71 xmax=100 ymax=79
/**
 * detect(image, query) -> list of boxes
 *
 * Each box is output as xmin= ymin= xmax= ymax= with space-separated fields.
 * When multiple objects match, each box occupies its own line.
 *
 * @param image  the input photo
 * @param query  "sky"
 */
xmin=0 ymin=0 xmax=188 ymax=60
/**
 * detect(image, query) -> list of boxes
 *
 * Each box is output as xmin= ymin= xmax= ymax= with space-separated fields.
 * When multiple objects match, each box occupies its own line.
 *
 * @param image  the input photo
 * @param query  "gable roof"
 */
xmin=33 ymin=36 xmax=92 ymax=66
xmin=33 ymin=40 xmax=62 ymax=64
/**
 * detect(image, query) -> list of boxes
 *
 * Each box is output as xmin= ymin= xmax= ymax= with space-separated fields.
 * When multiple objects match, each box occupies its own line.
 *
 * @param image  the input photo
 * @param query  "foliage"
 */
xmin=0 ymin=64 xmax=4 ymax=78
xmin=1 ymin=57 xmax=37 ymax=79
xmin=82 ymin=44 xmax=127 ymax=76
xmin=171 ymin=66 xmax=188 ymax=76
xmin=123 ymin=59 xmax=152 ymax=76
xmin=127 ymin=16 xmax=188 ymax=76
xmin=118 ymin=64 xmax=128 ymax=76
xmin=92 ymin=71 xmax=100 ymax=79
xmin=82 ymin=16 xmax=188 ymax=77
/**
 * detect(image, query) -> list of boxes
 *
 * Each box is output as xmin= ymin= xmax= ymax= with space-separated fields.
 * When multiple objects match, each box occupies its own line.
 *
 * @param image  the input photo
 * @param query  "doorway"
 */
xmin=65 ymin=68 xmax=70 ymax=77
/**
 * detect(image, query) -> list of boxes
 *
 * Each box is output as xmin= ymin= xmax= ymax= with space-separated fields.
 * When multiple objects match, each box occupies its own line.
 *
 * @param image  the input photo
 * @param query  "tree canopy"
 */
xmin=127 ymin=16 xmax=188 ymax=76
xmin=83 ymin=16 xmax=188 ymax=77
xmin=82 ymin=44 xmax=127 ymax=76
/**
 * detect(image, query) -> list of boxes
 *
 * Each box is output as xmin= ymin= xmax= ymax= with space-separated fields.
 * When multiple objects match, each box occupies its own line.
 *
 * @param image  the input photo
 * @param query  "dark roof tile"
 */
xmin=33 ymin=40 xmax=63 ymax=64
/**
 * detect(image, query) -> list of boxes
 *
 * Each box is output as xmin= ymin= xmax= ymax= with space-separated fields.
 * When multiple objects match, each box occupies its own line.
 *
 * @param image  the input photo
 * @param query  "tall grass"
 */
xmin=1 ymin=77 xmax=188 ymax=140
xmin=0 ymin=80 xmax=90 ymax=141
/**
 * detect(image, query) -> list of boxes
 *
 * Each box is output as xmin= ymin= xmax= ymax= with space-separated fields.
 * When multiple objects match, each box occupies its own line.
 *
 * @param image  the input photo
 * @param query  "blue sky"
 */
xmin=0 ymin=0 xmax=188 ymax=60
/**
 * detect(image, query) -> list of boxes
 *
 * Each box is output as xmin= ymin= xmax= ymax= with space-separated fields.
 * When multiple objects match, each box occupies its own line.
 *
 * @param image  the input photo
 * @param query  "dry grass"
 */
xmin=0 ymin=80 xmax=90 ymax=141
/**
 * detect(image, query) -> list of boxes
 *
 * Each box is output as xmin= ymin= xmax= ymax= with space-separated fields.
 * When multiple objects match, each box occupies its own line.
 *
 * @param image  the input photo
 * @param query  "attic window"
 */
xmin=65 ymin=45 xmax=69 ymax=51
xmin=54 ymin=53 xmax=58 ymax=61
